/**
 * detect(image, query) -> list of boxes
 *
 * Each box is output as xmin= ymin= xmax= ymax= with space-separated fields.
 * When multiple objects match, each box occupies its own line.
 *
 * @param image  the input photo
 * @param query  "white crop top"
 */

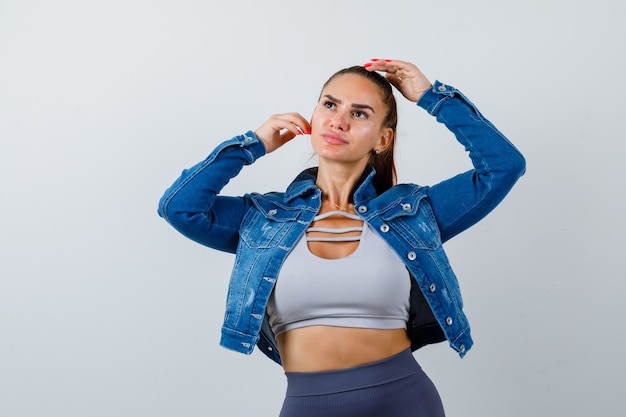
xmin=266 ymin=223 xmax=411 ymax=336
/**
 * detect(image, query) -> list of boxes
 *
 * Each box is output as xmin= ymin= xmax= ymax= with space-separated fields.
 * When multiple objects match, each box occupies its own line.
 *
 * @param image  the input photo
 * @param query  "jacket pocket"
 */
xmin=239 ymin=201 xmax=299 ymax=249
xmin=380 ymin=194 xmax=442 ymax=250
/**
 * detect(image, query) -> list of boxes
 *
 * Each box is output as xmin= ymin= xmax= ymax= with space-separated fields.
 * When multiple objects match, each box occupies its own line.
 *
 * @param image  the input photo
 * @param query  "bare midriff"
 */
xmin=276 ymin=326 xmax=411 ymax=372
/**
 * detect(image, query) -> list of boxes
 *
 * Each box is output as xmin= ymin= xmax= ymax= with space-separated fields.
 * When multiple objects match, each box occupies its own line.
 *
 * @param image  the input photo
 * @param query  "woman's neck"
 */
xmin=315 ymin=160 xmax=368 ymax=211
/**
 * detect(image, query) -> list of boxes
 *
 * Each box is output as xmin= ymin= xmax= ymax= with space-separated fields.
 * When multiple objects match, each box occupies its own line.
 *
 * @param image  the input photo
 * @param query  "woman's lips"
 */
xmin=322 ymin=132 xmax=347 ymax=145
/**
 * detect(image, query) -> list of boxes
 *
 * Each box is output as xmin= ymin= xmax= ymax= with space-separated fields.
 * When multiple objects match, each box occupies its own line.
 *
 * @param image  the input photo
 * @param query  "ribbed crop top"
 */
xmin=266 ymin=223 xmax=411 ymax=336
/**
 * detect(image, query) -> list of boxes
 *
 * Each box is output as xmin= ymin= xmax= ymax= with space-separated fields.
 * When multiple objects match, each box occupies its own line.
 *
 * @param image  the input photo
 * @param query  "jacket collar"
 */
xmin=284 ymin=166 xmax=379 ymax=203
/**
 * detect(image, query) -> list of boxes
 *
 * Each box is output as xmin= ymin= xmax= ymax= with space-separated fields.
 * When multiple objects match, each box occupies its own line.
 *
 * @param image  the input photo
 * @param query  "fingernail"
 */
xmin=370 ymin=58 xmax=379 ymax=61
xmin=384 ymin=59 xmax=392 ymax=62
xmin=363 ymin=63 xmax=372 ymax=68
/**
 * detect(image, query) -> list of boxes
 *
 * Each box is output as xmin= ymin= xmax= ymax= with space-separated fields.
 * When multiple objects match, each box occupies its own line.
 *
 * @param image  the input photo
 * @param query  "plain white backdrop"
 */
xmin=1 ymin=1 xmax=624 ymax=416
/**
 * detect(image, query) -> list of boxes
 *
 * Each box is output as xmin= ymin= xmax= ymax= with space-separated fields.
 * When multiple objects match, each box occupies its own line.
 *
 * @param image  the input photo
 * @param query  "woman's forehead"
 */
xmin=322 ymin=74 xmax=384 ymax=106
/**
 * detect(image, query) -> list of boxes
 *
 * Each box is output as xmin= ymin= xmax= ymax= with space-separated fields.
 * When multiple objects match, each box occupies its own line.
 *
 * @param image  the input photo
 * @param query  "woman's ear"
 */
xmin=377 ymin=127 xmax=394 ymax=152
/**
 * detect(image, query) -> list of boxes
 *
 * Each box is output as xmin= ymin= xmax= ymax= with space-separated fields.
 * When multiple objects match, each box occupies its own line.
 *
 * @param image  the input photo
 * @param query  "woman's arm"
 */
xmin=418 ymin=82 xmax=526 ymax=242
xmin=364 ymin=59 xmax=525 ymax=243
xmin=158 ymin=114 xmax=311 ymax=253
xmin=157 ymin=132 xmax=266 ymax=253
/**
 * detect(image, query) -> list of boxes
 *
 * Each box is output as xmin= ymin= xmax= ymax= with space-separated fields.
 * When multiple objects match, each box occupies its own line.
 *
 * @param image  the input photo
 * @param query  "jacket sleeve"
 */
xmin=157 ymin=131 xmax=267 ymax=253
xmin=418 ymin=81 xmax=526 ymax=243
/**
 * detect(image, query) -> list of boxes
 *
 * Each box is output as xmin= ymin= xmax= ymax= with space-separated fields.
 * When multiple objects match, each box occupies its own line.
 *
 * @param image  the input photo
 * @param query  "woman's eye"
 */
xmin=324 ymin=101 xmax=336 ymax=109
xmin=353 ymin=110 xmax=368 ymax=119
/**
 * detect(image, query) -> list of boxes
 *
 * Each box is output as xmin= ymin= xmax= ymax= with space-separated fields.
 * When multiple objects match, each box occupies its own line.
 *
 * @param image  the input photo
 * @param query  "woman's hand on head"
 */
xmin=254 ymin=113 xmax=311 ymax=154
xmin=363 ymin=59 xmax=432 ymax=103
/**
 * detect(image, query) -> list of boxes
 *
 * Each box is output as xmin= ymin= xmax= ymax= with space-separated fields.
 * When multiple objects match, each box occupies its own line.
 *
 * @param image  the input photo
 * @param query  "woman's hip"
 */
xmin=279 ymin=349 xmax=445 ymax=417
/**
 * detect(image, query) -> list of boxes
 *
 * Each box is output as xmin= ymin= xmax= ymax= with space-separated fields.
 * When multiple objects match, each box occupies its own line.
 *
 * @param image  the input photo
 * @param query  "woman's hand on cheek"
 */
xmin=254 ymin=113 xmax=311 ymax=154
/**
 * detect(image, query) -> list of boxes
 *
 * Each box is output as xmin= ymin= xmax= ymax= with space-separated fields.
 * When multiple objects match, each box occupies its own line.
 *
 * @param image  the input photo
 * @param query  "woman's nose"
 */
xmin=330 ymin=111 xmax=348 ymax=130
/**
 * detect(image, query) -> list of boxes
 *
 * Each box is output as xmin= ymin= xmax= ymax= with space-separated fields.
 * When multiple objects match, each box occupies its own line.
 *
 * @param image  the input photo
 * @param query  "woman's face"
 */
xmin=310 ymin=74 xmax=392 ymax=165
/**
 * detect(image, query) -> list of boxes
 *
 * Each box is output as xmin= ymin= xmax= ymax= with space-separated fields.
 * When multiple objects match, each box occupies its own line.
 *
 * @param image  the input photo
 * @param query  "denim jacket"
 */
xmin=158 ymin=81 xmax=526 ymax=365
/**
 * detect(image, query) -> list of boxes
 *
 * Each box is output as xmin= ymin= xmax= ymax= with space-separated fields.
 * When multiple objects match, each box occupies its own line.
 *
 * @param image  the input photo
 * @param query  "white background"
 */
xmin=1 ymin=1 xmax=625 ymax=416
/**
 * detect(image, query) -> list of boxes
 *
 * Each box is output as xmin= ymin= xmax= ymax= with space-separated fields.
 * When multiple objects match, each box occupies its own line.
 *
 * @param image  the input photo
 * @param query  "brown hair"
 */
xmin=320 ymin=65 xmax=398 ymax=194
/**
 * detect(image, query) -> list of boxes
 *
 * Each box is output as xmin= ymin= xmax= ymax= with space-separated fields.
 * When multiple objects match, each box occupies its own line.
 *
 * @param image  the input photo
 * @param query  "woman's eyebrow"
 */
xmin=323 ymin=94 xmax=375 ymax=113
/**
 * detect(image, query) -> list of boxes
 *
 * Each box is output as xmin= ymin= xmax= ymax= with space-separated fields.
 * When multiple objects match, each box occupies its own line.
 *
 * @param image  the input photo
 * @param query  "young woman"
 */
xmin=158 ymin=59 xmax=525 ymax=416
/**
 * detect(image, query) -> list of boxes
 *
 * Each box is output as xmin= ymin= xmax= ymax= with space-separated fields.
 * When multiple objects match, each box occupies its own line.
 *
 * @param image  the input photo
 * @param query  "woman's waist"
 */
xmin=284 ymin=347 xmax=420 ymax=397
xmin=276 ymin=326 xmax=411 ymax=373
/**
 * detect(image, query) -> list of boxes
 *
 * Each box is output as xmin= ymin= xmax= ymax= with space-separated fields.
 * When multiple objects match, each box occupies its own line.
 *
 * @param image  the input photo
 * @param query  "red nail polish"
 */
xmin=370 ymin=58 xmax=379 ymax=61
xmin=363 ymin=63 xmax=372 ymax=68
xmin=384 ymin=59 xmax=392 ymax=62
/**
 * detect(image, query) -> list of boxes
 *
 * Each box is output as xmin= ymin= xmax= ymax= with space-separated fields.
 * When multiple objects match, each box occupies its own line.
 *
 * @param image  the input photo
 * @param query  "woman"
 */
xmin=158 ymin=59 xmax=525 ymax=416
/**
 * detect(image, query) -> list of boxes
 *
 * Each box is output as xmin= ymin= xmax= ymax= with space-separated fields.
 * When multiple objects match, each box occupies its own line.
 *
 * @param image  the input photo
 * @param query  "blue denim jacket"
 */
xmin=158 ymin=81 xmax=525 ymax=365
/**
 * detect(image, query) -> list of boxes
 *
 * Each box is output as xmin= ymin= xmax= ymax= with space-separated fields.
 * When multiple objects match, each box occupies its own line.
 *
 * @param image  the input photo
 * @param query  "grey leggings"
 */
xmin=279 ymin=349 xmax=445 ymax=417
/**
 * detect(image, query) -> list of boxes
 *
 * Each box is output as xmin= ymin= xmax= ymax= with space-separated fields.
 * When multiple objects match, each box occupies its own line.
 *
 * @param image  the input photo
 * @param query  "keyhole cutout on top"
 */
xmin=305 ymin=209 xmax=364 ymax=260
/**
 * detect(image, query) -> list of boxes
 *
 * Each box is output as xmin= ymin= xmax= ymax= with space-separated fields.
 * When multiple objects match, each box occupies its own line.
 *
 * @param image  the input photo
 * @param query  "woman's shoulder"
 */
xmin=244 ymin=190 xmax=287 ymax=207
xmin=382 ymin=182 xmax=428 ymax=199
xmin=363 ymin=183 xmax=431 ymax=214
xmin=245 ymin=190 xmax=317 ymax=213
